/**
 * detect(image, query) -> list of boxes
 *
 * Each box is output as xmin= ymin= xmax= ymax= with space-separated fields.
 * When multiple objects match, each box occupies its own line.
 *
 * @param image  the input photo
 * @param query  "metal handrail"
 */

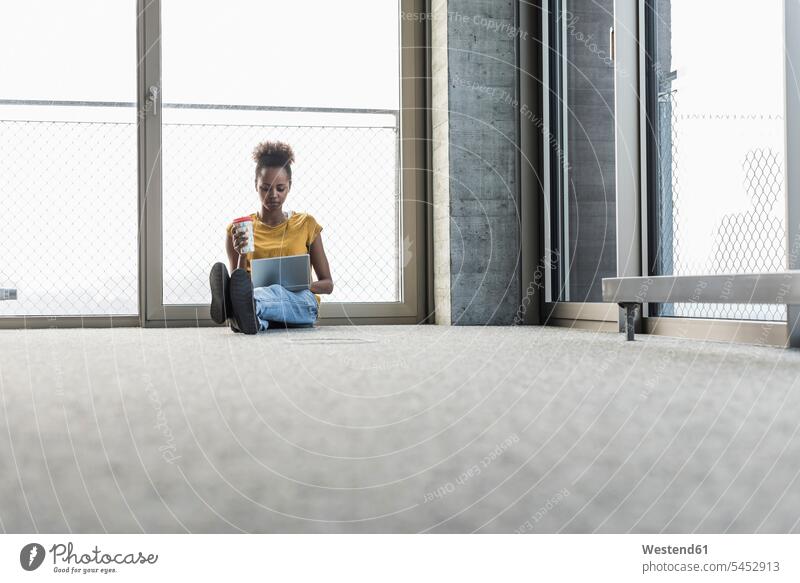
xmin=0 ymin=98 xmax=398 ymax=117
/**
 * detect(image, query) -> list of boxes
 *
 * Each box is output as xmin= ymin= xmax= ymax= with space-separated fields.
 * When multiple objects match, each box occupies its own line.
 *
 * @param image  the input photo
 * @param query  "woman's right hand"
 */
xmin=231 ymin=227 xmax=250 ymax=255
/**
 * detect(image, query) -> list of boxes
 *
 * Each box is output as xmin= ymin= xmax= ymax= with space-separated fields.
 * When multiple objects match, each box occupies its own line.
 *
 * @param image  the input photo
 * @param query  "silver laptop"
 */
xmin=250 ymin=254 xmax=311 ymax=291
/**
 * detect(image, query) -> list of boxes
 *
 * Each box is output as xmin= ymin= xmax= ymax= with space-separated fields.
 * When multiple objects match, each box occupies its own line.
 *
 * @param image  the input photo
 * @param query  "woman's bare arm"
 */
xmin=226 ymin=229 xmax=249 ymax=272
xmin=309 ymin=234 xmax=334 ymax=295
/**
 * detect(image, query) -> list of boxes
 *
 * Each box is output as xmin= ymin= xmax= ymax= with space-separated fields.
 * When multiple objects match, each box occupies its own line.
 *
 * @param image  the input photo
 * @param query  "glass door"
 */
xmin=543 ymin=0 xmax=618 ymax=306
xmin=142 ymin=0 xmax=425 ymax=324
xmin=0 ymin=1 xmax=139 ymax=321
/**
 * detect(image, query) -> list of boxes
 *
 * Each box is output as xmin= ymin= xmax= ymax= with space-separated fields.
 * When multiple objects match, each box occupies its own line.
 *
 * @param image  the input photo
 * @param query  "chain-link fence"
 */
xmin=653 ymin=92 xmax=787 ymax=321
xmin=162 ymin=119 xmax=399 ymax=305
xmin=0 ymin=103 xmax=400 ymax=316
xmin=0 ymin=117 xmax=139 ymax=316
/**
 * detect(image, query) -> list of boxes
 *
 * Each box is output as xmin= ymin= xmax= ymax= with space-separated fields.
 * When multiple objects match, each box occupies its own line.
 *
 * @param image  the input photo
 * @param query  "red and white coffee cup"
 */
xmin=232 ymin=216 xmax=255 ymax=254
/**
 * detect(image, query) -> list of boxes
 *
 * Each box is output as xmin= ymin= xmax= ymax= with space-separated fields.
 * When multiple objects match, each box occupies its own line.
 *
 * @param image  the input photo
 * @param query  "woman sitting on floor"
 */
xmin=208 ymin=140 xmax=334 ymax=334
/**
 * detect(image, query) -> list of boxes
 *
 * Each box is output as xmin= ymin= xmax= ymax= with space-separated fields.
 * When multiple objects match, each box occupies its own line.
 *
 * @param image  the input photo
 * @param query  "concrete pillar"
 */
xmin=431 ymin=0 xmax=521 ymax=325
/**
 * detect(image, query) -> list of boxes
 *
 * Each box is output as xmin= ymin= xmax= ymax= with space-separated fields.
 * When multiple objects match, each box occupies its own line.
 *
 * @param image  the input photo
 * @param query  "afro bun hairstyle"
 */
xmin=252 ymin=140 xmax=295 ymax=180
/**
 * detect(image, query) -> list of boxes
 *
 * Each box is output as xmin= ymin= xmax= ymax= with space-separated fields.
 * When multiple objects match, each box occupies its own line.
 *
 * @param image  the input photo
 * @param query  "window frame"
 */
xmin=0 ymin=1 xmax=430 ymax=329
xmin=138 ymin=0 xmax=429 ymax=327
xmin=538 ymin=0 xmax=799 ymax=346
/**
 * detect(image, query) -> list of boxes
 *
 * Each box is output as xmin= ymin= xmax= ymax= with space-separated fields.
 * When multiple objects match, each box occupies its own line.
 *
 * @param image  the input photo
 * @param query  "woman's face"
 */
xmin=256 ymin=166 xmax=291 ymax=211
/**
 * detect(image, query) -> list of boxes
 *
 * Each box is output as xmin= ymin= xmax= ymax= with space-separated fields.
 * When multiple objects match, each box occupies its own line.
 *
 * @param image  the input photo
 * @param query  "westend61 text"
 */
xmin=642 ymin=544 xmax=708 ymax=555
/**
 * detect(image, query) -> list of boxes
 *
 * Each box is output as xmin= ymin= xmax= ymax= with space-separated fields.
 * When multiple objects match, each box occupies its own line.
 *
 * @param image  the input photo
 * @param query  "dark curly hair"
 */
xmin=252 ymin=140 xmax=295 ymax=181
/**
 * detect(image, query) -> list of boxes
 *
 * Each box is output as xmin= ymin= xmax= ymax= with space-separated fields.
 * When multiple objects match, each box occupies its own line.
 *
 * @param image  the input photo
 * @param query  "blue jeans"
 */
xmin=253 ymin=284 xmax=318 ymax=332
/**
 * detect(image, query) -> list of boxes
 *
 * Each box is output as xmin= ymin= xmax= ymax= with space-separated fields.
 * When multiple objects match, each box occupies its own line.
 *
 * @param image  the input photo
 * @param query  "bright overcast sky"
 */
xmin=0 ymin=0 xmax=400 ymax=110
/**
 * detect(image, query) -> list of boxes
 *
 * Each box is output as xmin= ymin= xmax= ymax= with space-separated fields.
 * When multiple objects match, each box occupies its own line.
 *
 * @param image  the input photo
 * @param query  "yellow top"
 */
xmin=227 ymin=211 xmax=323 ymax=303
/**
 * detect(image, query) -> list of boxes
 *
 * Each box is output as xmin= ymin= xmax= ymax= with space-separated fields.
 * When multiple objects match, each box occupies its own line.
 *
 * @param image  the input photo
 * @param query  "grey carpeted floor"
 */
xmin=1 ymin=324 xmax=799 ymax=533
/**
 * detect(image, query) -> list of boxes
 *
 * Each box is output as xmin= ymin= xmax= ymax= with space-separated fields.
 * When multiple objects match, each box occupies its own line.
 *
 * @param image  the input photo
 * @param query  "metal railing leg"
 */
xmin=789 ymin=305 xmax=800 ymax=348
xmin=619 ymin=302 xmax=639 ymax=341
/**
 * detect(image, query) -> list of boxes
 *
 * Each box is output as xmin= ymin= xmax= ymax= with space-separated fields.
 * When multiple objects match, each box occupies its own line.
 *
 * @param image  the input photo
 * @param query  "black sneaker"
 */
xmin=209 ymin=262 xmax=232 ymax=324
xmin=229 ymin=268 xmax=259 ymax=335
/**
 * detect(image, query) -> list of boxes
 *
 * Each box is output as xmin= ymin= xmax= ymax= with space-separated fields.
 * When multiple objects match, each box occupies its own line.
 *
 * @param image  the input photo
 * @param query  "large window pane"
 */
xmin=649 ymin=0 xmax=786 ymax=321
xmin=0 ymin=1 xmax=138 ymax=316
xmin=161 ymin=1 xmax=401 ymax=305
